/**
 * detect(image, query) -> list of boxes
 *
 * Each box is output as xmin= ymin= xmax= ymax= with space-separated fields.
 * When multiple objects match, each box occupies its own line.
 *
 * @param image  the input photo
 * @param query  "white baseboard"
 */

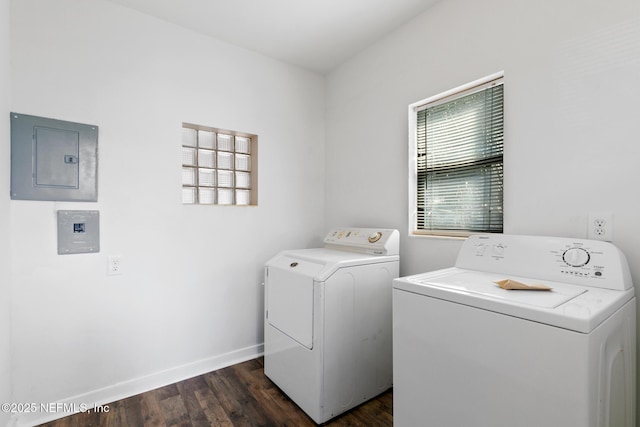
xmin=11 ymin=344 xmax=264 ymax=427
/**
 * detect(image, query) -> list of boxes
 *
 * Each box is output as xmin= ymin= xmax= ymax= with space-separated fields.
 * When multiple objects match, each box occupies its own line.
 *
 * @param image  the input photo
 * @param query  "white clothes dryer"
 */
xmin=264 ymin=228 xmax=399 ymax=424
xmin=393 ymin=234 xmax=636 ymax=427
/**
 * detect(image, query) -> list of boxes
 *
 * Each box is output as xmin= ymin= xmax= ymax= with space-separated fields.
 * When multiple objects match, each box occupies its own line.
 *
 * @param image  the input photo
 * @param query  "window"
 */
xmin=409 ymin=72 xmax=504 ymax=237
xmin=181 ymin=123 xmax=257 ymax=205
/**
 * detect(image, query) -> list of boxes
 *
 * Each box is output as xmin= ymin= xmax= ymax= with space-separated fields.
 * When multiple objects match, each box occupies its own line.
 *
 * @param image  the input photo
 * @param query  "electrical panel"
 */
xmin=57 ymin=210 xmax=100 ymax=255
xmin=11 ymin=112 xmax=98 ymax=201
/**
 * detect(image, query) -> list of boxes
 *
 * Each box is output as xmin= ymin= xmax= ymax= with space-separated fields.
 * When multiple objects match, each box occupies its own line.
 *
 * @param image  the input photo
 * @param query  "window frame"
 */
xmin=408 ymin=71 xmax=504 ymax=238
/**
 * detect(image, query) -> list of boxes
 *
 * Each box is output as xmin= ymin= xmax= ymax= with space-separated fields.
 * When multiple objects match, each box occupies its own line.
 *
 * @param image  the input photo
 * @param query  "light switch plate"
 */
xmin=57 ymin=210 xmax=100 ymax=254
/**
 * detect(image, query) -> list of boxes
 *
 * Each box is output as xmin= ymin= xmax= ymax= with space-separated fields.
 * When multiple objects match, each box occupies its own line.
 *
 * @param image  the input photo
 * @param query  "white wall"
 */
xmin=326 ymin=0 xmax=640 ymax=425
xmin=9 ymin=0 xmax=325 ymax=425
xmin=1 ymin=0 xmax=12 ymax=425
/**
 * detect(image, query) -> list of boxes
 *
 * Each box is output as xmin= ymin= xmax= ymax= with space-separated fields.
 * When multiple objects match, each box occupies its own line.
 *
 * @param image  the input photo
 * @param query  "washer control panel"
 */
xmin=458 ymin=234 xmax=632 ymax=291
xmin=323 ymin=228 xmax=399 ymax=256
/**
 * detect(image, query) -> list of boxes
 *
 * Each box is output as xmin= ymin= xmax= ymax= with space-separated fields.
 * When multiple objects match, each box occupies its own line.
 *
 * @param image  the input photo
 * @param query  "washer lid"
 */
xmin=421 ymin=270 xmax=586 ymax=309
xmin=393 ymin=267 xmax=635 ymax=333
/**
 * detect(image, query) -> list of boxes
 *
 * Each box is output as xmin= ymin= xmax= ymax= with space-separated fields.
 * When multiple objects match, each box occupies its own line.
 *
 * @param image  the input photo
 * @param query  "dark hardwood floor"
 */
xmin=38 ymin=357 xmax=393 ymax=427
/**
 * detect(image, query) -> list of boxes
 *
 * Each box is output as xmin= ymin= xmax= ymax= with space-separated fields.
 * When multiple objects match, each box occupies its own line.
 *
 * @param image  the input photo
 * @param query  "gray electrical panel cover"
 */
xmin=57 ymin=210 xmax=100 ymax=255
xmin=11 ymin=112 xmax=98 ymax=201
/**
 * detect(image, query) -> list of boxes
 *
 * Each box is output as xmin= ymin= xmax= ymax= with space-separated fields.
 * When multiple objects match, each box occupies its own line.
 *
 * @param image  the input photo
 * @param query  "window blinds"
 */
xmin=416 ymin=82 xmax=504 ymax=234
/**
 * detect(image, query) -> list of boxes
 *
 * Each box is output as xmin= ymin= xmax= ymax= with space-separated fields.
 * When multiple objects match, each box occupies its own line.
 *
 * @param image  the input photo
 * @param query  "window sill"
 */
xmin=411 ymin=230 xmax=473 ymax=240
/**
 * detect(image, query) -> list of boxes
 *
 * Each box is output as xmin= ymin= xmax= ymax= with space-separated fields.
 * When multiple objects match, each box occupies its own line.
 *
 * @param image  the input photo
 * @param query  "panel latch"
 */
xmin=64 ymin=154 xmax=79 ymax=164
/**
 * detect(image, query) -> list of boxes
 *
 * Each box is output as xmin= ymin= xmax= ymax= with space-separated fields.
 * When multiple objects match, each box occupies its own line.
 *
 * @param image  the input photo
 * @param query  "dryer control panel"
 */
xmin=323 ymin=228 xmax=399 ymax=256
xmin=457 ymin=234 xmax=633 ymax=291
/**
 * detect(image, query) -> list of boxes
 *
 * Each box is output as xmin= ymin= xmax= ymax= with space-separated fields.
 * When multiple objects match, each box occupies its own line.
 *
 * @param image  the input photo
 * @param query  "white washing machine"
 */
xmin=264 ymin=227 xmax=399 ymax=424
xmin=393 ymin=234 xmax=636 ymax=427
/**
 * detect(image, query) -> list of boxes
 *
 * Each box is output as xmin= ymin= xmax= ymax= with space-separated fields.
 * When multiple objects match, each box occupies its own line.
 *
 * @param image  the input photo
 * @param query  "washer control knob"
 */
xmin=493 ymin=244 xmax=505 ymax=255
xmin=368 ymin=232 xmax=382 ymax=243
xmin=563 ymin=247 xmax=590 ymax=267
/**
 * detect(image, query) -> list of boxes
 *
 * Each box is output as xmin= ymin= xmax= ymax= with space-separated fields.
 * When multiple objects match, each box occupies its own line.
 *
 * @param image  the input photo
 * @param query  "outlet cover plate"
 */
xmin=587 ymin=212 xmax=613 ymax=242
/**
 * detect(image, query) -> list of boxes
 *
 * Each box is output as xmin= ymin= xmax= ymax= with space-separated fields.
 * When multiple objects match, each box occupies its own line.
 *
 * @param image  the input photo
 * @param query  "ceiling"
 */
xmin=104 ymin=0 xmax=441 ymax=73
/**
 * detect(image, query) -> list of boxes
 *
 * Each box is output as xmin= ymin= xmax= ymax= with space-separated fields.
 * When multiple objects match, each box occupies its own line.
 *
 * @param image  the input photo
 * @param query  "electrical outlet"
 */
xmin=588 ymin=212 xmax=613 ymax=242
xmin=107 ymin=255 xmax=123 ymax=276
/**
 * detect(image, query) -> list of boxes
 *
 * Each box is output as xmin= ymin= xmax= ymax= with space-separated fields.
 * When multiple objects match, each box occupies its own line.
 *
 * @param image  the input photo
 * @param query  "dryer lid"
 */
xmin=266 ymin=248 xmax=398 ymax=282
